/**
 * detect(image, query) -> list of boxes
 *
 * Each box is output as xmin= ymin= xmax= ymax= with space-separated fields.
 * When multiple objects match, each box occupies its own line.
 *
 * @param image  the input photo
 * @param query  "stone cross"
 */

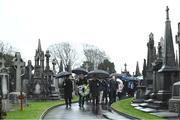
xmin=85 ymin=63 xmax=89 ymax=72
xmin=166 ymin=6 xmax=169 ymax=20
xmin=13 ymin=52 xmax=25 ymax=92
xmin=52 ymin=59 xmax=57 ymax=73
xmin=45 ymin=50 xmax=50 ymax=70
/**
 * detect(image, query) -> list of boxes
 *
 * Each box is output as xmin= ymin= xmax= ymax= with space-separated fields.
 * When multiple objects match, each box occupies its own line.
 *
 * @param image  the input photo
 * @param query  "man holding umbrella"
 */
xmin=87 ymin=69 xmax=109 ymax=106
xmin=56 ymin=71 xmax=73 ymax=109
xmin=62 ymin=75 xmax=73 ymax=109
xmin=72 ymin=68 xmax=88 ymax=108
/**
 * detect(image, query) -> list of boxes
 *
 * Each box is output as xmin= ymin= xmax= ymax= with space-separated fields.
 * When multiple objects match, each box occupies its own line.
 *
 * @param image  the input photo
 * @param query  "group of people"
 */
xmin=62 ymin=74 xmax=124 ymax=109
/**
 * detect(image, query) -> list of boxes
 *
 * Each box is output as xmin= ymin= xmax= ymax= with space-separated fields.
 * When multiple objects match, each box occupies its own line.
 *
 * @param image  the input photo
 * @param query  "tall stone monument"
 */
xmin=135 ymin=61 xmax=141 ymax=77
xmin=44 ymin=50 xmax=53 ymax=99
xmin=24 ymin=60 xmax=34 ymax=97
xmin=145 ymin=33 xmax=156 ymax=91
xmin=32 ymin=39 xmax=45 ymax=99
xmin=13 ymin=52 xmax=25 ymax=92
xmin=151 ymin=41 xmax=163 ymax=99
xmin=0 ymin=57 xmax=11 ymax=112
xmin=156 ymin=6 xmax=179 ymax=108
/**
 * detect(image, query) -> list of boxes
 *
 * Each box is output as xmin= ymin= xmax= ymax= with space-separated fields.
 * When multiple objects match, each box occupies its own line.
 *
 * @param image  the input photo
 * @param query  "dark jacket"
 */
xmin=89 ymin=79 xmax=100 ymax=97
xmin=63 ymin=78 xmax=73 ymax=99
xmin=109 ymin=79 xmax=118 ymax=93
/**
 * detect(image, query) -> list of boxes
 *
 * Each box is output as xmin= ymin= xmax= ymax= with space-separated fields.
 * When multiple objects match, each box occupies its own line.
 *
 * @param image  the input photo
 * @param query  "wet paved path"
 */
xmin=43 ymin=103 xmax=130 ymax=120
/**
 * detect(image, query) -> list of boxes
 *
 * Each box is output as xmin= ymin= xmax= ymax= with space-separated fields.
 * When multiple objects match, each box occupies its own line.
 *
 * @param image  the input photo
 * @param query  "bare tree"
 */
xmin=0 ymin=41 xmax=14 ymax=55
xmin=48 ymin=42 xmax=78 ymax=72
xmin=83 ymin=44 xmax=108 ymax=69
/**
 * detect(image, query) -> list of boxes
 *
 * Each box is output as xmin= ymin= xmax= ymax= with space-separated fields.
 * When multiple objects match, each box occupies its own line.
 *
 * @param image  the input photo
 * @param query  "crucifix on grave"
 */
xmin=13 ymin=52 xmax=25 ymax=111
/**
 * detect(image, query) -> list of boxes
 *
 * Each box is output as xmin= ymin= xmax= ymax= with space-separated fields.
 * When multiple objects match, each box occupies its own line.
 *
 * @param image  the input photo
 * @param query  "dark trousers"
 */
xmin=92 ymin=96 xmax=99 ymax=106
xmin=65 ymin=98 xmax=72 ymax=107
xmin=109 ymin=91 xmax=116 ymax=105
xmin=103 ymin=91 xmax=108 ymax=104
xmin=79 ymin=94 xmax=85 ymax=107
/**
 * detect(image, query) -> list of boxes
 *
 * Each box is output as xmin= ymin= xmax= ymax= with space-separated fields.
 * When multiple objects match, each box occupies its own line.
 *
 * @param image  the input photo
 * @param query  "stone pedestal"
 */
xmin=169 ymin=81 xmax=180 ymax=113
xmin=169 ymin=99 xmax=180 ymax=113
xmin=133 ymin=86 xmax=146 ymax=103
xmin=2 ymin=99 xmax=11 ymax=112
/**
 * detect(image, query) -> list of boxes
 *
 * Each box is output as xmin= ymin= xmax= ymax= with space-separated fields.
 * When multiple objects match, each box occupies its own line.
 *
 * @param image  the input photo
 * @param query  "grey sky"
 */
xmin=0 ymin=0 xmax=180 ymax=74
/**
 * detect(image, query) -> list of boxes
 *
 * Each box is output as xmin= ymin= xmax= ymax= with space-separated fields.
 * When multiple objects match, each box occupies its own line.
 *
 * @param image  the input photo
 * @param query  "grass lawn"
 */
xmin=112 ymin=98 xmax=165 ymax=120
xmin=5 ymin=96 xmax=78 ymax=120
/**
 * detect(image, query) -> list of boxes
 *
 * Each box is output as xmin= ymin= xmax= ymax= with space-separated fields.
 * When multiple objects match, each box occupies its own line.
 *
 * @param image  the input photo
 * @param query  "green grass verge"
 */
xmin=5 ymin=96 xmax=78 ymax=120
xmin=112 ymin=98 xmax=165 ymax=120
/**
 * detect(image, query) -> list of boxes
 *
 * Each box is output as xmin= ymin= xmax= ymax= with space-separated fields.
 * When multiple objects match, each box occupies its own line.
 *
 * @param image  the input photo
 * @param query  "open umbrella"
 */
xmin=87 ymin=69 xmax=109 ymax=79
xmin=110 ymin=73 xmax=122 ymax=78
xmin=55 ymin=71 xmax=71 ymax=78
xmin=72 ymin=68 xmax=88 ymax=75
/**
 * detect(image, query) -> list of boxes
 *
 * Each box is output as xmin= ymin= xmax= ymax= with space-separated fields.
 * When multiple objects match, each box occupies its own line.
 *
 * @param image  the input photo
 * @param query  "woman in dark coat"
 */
xmin=63 ymin=75 xmax=73 ymax=109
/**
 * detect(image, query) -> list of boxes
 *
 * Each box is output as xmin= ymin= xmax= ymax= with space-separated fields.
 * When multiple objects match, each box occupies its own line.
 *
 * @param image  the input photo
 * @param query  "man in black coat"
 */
xmin=109 ymin=76 xmax=118 ymax=105
xmin=102 ymin=79 xmax=109 ymax=104
xmin=89 ymin=76 xmax=100 ymax=106
xmin=63 ymin=75 xmax=73 ymax=109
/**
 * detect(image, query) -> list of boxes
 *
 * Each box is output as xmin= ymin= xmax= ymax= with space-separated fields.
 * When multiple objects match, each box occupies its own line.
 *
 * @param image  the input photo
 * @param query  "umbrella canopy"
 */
xmin=87 ymin=69 xmax=109 ymax=79
xmin=55 ymin=71 xmax=71 ymax=78
xmin=110 ymin=73 xmax=122 ymax=78
xmin=72 ymin=68 xmax=88 ymax=75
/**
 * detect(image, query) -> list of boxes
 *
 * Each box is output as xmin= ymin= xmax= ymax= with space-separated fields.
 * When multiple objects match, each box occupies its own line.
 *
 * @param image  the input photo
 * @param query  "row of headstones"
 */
xmin=0 ymin=52 xmax=27 ymax=112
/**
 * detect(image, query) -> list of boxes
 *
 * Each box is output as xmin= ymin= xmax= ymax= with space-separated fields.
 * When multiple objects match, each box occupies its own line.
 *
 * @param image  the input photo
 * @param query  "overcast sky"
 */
xmin=0 ymin=0 xmax=180 ymax=74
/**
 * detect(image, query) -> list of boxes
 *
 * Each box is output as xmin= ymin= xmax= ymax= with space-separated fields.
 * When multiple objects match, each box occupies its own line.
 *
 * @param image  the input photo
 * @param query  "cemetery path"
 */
xmin=42 ymin=103 xmax=130 ymax=120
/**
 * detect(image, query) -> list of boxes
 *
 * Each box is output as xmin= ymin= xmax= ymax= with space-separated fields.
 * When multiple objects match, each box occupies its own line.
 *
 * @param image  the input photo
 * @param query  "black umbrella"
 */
xmin=55 ymin=71 xmax=71 ymax=78
xmin=110 ymin=73 xmax=122 ymax=78
xmin=72 ymin=68 xmax=88 ymax=75
xmin=87 ymin=69 xmax=109 ymax=79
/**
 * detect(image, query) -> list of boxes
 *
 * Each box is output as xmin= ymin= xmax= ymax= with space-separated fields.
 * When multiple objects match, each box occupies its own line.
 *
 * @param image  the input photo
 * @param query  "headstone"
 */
xmin=13 ymin=52 xmax=25 ymax=92
xmin=0 ymin=57 xmax=11 ymax=112
xmin=169 ymin=81 xmax=180 ymax=113
xmin=0 ymin=58 xmax=9 ymax=98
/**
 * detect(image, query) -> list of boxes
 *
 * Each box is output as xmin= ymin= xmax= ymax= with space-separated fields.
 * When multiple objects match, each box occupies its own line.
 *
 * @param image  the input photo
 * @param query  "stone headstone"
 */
xmin=0 ymin=57 xmax=11 ymax=112
xmin=169 ymin=81 xmax=180 ymax=113
xmin=13 ymin=52 xmax=25 ymax=92
xmin=0 ymin=58 xmax=9 ymax=98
